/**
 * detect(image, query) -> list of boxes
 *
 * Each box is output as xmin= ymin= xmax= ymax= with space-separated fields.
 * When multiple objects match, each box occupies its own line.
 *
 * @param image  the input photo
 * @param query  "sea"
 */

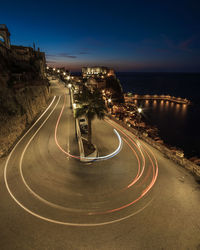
xmin=116 ymin=72 xmax=200 ymax=159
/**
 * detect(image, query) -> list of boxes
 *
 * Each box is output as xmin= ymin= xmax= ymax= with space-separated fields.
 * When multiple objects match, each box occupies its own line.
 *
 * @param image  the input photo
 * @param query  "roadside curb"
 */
xmin=106 ymin=114 xmax=200 ymax=181
xmin=75 ymin=118 xmax=98 ymax=162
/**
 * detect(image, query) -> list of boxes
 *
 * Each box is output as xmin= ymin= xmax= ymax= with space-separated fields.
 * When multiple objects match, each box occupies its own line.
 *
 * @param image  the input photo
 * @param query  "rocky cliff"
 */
xmin=0 ymin=79 xmax=50 ymax=157
xmin=0 ymin=42 xmax=50 ymax=157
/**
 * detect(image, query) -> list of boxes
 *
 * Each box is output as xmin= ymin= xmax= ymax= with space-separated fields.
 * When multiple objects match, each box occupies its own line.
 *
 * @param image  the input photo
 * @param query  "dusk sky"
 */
xmin=1 ymin=0 xmax=200 ymax=72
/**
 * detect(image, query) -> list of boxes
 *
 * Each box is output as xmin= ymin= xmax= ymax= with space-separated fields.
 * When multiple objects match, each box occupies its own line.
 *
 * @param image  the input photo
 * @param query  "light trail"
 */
xmin=105 ymin=118 xmax=146 ymax=188
xmin=17 ymin=97 xmax=74 ymax=211
xmin=4 ymin=93 xmax=159 ymax=226
xmin=25 ymin=95 xmax=157 ymax=216
xmin=86 ymin=118 xmax=158 ymax=215
xmin=55 ymin=94 xmax=122 ymax=161
xmin=121 ymin=137 xmax=141 ymax=188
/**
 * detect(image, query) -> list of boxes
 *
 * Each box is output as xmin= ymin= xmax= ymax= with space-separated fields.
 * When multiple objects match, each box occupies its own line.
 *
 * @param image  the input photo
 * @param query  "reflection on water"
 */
xmin=134 ymin=99 xmax=199 ymax=157
xmin=175 ymin=103 xmax=180 ymax=114
xmin=181 ymin=104 xmax=187 ymax=116
xmin=153 ymin=100 xmax=157 ymax=107
xmin=145 ymin=100 xmax=149 ymax=107
xmin=117 ymin=72 xmax=200 ymax=157
xmin=134 ymin=99 xmax=188 ymax=118
xmin=138 ymin=99 xmax=188 ymax=117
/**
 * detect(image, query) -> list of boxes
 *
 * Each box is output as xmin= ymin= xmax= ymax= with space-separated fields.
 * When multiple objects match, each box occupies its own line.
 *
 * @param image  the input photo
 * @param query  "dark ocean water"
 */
xmin=116 ymin=72 xmax=200 ymax=158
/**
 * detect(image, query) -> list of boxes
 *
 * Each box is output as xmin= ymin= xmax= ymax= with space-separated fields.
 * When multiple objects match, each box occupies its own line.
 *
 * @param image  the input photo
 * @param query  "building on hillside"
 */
xmin=86 ymin=77 xmax=106 ymax=90
xmin=0 ymin=24 xmax=46 ymax=79
xmin=82 ymin=66 xmax=115 ymax=78
xmin=0 ymin=24 xmax=10 ymax=49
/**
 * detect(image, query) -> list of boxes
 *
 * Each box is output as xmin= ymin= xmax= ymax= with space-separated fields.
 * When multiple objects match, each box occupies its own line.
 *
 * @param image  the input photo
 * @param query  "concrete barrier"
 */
xmin=75 ymin=118 xmax=85 ymax=160
xmin=72 ymin=91 xmax=98 ymax=162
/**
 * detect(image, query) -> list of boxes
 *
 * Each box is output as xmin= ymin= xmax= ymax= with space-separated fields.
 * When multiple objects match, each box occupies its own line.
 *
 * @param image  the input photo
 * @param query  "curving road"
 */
xmin=0 ymin=80 xmax=200 ymax=250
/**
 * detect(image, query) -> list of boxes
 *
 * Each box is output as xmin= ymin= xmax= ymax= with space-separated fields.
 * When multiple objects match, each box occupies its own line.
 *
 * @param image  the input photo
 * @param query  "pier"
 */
xmin=124 ymin=94 xmax=190 ymax=104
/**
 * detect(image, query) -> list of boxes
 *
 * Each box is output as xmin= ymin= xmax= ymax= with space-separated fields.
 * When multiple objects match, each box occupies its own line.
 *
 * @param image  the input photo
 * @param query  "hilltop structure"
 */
xmin=82 ymin=66 xmax=115 ymax=78
xmin=0 ymin=24 xmax=46 ymax=81
xmin=0 ymin=24 xmax=10 ymax=49
xmin=82 ymin=66 xmax=124 ymax=103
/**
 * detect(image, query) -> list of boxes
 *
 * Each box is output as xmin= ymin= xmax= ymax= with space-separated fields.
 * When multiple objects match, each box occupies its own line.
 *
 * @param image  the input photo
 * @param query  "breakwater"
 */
xmin=124 ymin=94 xmax=190 ymax=104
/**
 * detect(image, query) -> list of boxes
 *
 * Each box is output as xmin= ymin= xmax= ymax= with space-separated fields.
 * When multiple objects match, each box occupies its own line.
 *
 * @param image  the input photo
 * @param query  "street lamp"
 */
xmin=57 ymin=69 xmax=60 ymax=73
xmin=63 ymin=72 xmax=66 ymax=76
xmin=107 ymin=98 xmax=113 ymax=113
xmin=137 ymin=107 xmax=142 ymax=136
xmin=53 ymin=68 xmax=56 ymax=71
xmin=67 ymin=75 xmax=70 ymax=81
xmin=68 ymin=83 xmax=72 ymax=109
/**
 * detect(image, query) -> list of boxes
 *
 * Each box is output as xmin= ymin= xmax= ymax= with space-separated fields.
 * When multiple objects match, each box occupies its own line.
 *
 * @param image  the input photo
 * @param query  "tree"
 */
xmin=75 ymin=87 xmax=107 ymax=146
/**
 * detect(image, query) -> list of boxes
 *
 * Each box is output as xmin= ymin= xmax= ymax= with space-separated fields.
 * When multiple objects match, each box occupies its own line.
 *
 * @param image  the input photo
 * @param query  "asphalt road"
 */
xmin=0 ymin=80 xmax=200 ymax=250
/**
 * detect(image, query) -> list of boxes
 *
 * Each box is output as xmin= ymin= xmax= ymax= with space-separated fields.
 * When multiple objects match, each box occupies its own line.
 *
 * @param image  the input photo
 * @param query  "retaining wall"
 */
xmin=107 ymin=114 xmax=200 ymax=180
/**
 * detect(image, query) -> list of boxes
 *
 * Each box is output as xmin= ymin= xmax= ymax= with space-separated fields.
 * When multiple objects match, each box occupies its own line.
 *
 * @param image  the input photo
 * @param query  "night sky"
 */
xmin=1 ymin=0 xmax=200 ymax=72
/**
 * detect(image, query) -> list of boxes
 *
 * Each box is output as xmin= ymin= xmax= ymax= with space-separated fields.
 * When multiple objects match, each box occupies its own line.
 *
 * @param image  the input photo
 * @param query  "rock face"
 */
xmin=0 ymin=30 xmax=49 ymax=157
xmin=0 ymin=84 xmax=49 ymax=157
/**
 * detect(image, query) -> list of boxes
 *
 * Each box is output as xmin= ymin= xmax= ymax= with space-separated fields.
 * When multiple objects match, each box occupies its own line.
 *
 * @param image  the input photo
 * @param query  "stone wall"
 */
xmin=0 ymin=42 xmax=8 ymax=57
xmin=0 ymin=85 xmax=49 ymax=157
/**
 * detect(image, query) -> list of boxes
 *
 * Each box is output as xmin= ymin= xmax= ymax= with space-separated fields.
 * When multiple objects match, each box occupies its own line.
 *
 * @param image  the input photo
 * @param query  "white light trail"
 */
xmin=82 ymin=129 xmax=122 ymax=161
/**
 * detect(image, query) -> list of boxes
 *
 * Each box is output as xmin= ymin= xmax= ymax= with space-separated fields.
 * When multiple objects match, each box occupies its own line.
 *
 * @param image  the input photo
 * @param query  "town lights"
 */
xmin=63 ymin=72 xmax=66 ymax=75
xmin=138 ymin=108 xmax=142 ymax=113
xmin=57 ymin=69 xmax=60 ymax=73
xmin=53 ymin=68 xmax=56 ymax=71
xmin=68 ymin=83 xmax=72 ymax=88
xmin=67 ymin=76 xmax=70 ymax=81
xmin=108 ymin=98 xmax=112 ymax=103
xmin=46 ymin=66 xmax=49 ymax=69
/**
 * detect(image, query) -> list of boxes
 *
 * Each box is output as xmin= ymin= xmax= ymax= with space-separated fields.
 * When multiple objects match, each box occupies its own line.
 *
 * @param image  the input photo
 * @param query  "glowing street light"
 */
xmin=53 ymin=68 xmax=56 ymax=71
xmin=68 ymin=83 xmax=72 ymax=109
xmin=137 ymin=107 xmax=142 ymax=136
xmin=63 ymin=72 xmax=66 ymax=76
xmin=107 ymin=98 xmax=113 ymax=113
xmin=46 ymin=66 xmax=49 ymax=70
xmin=67 ymin=75 xmax=70 ymax=81
xmin=57 ymin=69 xmax=60 ymax=73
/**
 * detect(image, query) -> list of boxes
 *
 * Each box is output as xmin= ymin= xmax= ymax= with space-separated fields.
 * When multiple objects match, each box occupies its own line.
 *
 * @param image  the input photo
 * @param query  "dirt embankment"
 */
xmin=0 ymin=84 xmax=49 ymax=157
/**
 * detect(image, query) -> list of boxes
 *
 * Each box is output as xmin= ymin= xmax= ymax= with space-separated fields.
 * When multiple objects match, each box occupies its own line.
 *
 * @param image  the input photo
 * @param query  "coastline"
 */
xmin=106 ymin=112 xmax=200 ymax=181
xmin=115 ymin=72 xmax=200 ymax=160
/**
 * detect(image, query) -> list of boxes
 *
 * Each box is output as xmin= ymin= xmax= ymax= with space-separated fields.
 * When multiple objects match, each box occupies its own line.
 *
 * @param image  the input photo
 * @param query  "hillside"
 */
xmin=0 ymin=50 xmax=50 ymax=157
